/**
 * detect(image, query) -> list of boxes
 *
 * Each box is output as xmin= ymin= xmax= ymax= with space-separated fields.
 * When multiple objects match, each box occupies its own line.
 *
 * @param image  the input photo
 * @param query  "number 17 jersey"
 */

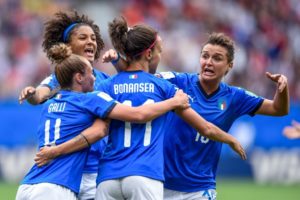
xmin=96 ymin=70 xmax=177 ymax=185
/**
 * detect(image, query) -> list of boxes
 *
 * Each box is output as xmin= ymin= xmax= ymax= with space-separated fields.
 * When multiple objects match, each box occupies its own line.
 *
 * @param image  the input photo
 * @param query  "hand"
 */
xmin=19 ymin=86 xmax=36 ymax=104
xmin=102 ymin=49 xmax=118 ymax=63
xmin=229 ymin=139 xmax=247 ymax=160
xmin=34 ymin=146 xmax=59 ymax=167
xmin=283 ymin=120 xmax=300 ymax=139
xmin=265 ymin=72 xmax=288 ymax=93
xmin=173 ymin=89 xmax=190 ymax=109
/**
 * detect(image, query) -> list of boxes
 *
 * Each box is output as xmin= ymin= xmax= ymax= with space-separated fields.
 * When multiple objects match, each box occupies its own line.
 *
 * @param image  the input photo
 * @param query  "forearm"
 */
xmin=176 ymin=108 xmax=235 ymax=144
xmin=50 ymin=119 xmax=108 ymax=157
xmin=136 ymin=98 xmax=182 ymax=122
xmin=113 ymin=58 xmax=128 ymax=72
xmin=273 ymin=86 xmax=289 ymax=115
xmin=27 ymin=87 xmax=51 ymax=105
xmin=109 ymin=98 xmax=184 ymax=123
xmin=53 ymin=134 xmax=91 ymax=157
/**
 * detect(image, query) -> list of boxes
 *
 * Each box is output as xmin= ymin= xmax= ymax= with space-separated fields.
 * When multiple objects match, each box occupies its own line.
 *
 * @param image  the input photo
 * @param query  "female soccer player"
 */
xmin=17 ymin=11 xmax=122 ymax=200
xmin=16 ymin=43 xmax=189 ymax=200
xmin=157 ymin=32 xmax=289 ymax=200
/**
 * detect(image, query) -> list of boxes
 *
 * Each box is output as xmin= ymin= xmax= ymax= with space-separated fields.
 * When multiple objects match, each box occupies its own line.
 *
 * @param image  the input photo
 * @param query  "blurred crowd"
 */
xmin=0 ymin=0 xmax=300 ymax=102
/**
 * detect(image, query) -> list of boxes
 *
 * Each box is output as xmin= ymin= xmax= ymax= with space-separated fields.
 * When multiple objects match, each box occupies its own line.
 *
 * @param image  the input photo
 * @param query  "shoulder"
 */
xmin=93 ymin=69 xmax=110 ymax=79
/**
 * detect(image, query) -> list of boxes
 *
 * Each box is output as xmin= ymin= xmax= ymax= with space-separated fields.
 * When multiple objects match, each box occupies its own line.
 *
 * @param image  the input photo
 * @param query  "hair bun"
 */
xmin=48 ymin=43 xmax=72 ymax=64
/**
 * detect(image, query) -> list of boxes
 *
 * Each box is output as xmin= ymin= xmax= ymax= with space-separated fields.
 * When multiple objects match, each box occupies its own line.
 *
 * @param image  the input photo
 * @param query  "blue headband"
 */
xmin=62 ymin=23 xmax=78 ymax=42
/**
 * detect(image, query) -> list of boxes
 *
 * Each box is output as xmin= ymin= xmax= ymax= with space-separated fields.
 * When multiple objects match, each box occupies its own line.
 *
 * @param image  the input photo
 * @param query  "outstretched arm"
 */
xmin=256 ymin=72 xmax=289 ymax=116
xmin=107 ymin=89 xmax=190 ymax=123
xmin=176 ymin=108 xmax=247 ymax=160
xmin=35 ymin=118 xmax=109 ymax=167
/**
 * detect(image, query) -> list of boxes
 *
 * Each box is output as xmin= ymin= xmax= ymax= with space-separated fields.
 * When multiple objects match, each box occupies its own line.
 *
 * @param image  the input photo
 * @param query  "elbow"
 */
xmin=134 ymin=112 xmax=149 ymax=123
xmin=130 ymin=108 xmax=150 ymax=123
xmin=200 ymin=122 xmax=215 ymax=138
xmin=274 ymin=105 xmax=289 ymax=116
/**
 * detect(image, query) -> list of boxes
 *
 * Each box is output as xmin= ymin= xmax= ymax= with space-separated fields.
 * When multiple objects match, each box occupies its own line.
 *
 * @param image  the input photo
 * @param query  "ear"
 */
xmin=225 ymin=63 xmax=233 ymax=76
xmin=74 ymin=73 xmax=83 ymax=85
xmin=228 ymin=62 xmax=233 ymax=70
xmin=145 ymin=49 xmax=152 ymax=60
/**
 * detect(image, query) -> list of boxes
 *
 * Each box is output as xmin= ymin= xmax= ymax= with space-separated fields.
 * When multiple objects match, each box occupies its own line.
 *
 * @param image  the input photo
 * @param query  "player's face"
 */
xmin=81 ymin=58 xmax=95 ymax=92
xmin=200 ymin=44 xmax=232 ymax=83
xmin=149 ymin=36 xmax=162 ymax=74
xmin=69 ymin=25 xmax=97 ymax=64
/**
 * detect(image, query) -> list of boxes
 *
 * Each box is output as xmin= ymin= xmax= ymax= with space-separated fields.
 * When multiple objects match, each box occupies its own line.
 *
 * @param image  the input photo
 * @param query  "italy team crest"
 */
xmin=218 ymin=98 xmax=227 ymax=111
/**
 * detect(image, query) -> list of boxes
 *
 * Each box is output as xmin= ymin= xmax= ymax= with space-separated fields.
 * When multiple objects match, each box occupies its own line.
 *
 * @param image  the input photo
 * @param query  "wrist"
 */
xmin=170 ymin=97 xmax=180 ymax=109
xmin=52 ymin=146 xmax=62 ymax=157
xmin=111 ymin=53 xmax=120 ymax=65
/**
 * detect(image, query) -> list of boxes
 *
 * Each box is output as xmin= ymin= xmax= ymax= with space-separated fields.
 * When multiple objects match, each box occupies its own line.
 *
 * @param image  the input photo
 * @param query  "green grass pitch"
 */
xmin=1 ymin=179 xmax=299 ymax=200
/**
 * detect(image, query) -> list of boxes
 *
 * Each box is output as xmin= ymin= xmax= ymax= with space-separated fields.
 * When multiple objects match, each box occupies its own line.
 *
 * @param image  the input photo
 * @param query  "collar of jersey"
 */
xmin=197 ymin=81 xmax=220 ymax=99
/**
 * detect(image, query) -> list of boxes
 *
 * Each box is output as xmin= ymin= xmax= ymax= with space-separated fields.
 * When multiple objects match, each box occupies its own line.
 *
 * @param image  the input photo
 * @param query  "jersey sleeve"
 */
xmin=83 ymin=91 xmax=117 ymax=118
xmin=157 ymin=71 xmax=190 ymax=90
xmin=39 ymin=74 xmax=60 ymax=91
xmin=159 ymin=78 xmax=178 ymax=100
xmin=233 ymin=87 xmax=264 ymax=116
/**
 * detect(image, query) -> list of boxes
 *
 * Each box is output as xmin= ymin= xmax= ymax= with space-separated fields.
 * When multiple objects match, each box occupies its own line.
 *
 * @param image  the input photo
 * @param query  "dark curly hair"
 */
xmin=42 ymin=10 xmax=104 ymax=61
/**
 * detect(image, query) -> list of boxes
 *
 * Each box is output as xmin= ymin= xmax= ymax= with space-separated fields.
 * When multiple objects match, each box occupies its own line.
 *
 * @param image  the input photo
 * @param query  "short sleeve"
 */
xmin=159 ymin=78 xmax=178 ymax=100
xmin=83 ymin=91 xmax=117 ymax=118
xmin=39 ymin=74 xmax=60 ymax=91
xmin=234 ymin=87 xmax=264 ymax=116
xmin=158 ymin=71 xmax=191 ymax=91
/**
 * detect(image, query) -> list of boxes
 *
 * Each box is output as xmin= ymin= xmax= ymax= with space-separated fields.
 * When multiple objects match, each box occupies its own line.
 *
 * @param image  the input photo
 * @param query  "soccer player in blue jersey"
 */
xmin=16 ymin=43 xmax=190 ymax=200
xmin=156 ymin=33 xmax=289 ymax=200
xmin=17 ymin=11 xmax=123 ymax=200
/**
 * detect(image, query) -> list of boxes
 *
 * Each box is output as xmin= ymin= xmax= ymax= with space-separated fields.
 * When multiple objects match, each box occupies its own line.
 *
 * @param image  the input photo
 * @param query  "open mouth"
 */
xmin=84 ymin=48 xmax=95 ymax=58
xmin=203 ymin=68 xmax=215 ymax=76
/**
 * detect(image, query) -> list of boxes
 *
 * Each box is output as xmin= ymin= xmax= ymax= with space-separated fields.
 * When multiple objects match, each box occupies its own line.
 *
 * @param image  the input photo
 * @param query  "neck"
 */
xmin=126 ymin=60 xmax=149 ymax=72
xmin=63 ymin=85 xmax=82 ymax=93
xmin=198 ymin=75 xmax=220 ymax=95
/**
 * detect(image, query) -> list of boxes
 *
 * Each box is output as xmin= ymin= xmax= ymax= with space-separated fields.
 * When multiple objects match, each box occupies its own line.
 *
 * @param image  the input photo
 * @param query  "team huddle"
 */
xmin=17 ymin=11 xmax=289 ymax=200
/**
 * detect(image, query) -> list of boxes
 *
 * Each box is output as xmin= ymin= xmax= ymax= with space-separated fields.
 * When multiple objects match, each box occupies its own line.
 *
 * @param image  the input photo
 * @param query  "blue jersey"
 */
xmin=39 ymin=69 xmax=110 ymax=173
xmin=159 ymin=72 xmax=264 ymax=192
xmin=21 ymin=90 xmax=116 ymax=194
xmin=96 ymin=70 xmax=177 ymax=185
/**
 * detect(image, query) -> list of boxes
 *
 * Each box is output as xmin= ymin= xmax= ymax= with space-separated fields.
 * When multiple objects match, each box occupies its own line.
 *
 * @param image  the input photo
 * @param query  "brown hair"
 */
xmin=108 ymin=16 xmax=157 ymax=61
xmin=42 ymin=10 xmax=104 ymax=61
xmin=48 ymin=43 xmax=87 ymax=89
xmin=204 ymin=32 xmax=235 ymax=63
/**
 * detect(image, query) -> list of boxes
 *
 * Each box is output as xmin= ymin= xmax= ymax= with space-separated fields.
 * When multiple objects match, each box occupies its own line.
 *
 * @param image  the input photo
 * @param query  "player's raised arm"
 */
xmin=255 ymin=72 xmax=289 ymax=116
xmin=19 ymin=86 xmax=51 ymax=105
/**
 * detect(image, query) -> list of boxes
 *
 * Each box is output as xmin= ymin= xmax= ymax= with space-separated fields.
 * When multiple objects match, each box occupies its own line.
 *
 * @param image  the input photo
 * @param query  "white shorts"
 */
xmin=78 ymin=173 xmax=97 ymax=200
xmin=16 ymin=183 xmax=77 ymax=200
xmin=96 ymin=176 xmax=163 ymax=200
xmin=164 ymin=188 xmax=217 ymax=200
